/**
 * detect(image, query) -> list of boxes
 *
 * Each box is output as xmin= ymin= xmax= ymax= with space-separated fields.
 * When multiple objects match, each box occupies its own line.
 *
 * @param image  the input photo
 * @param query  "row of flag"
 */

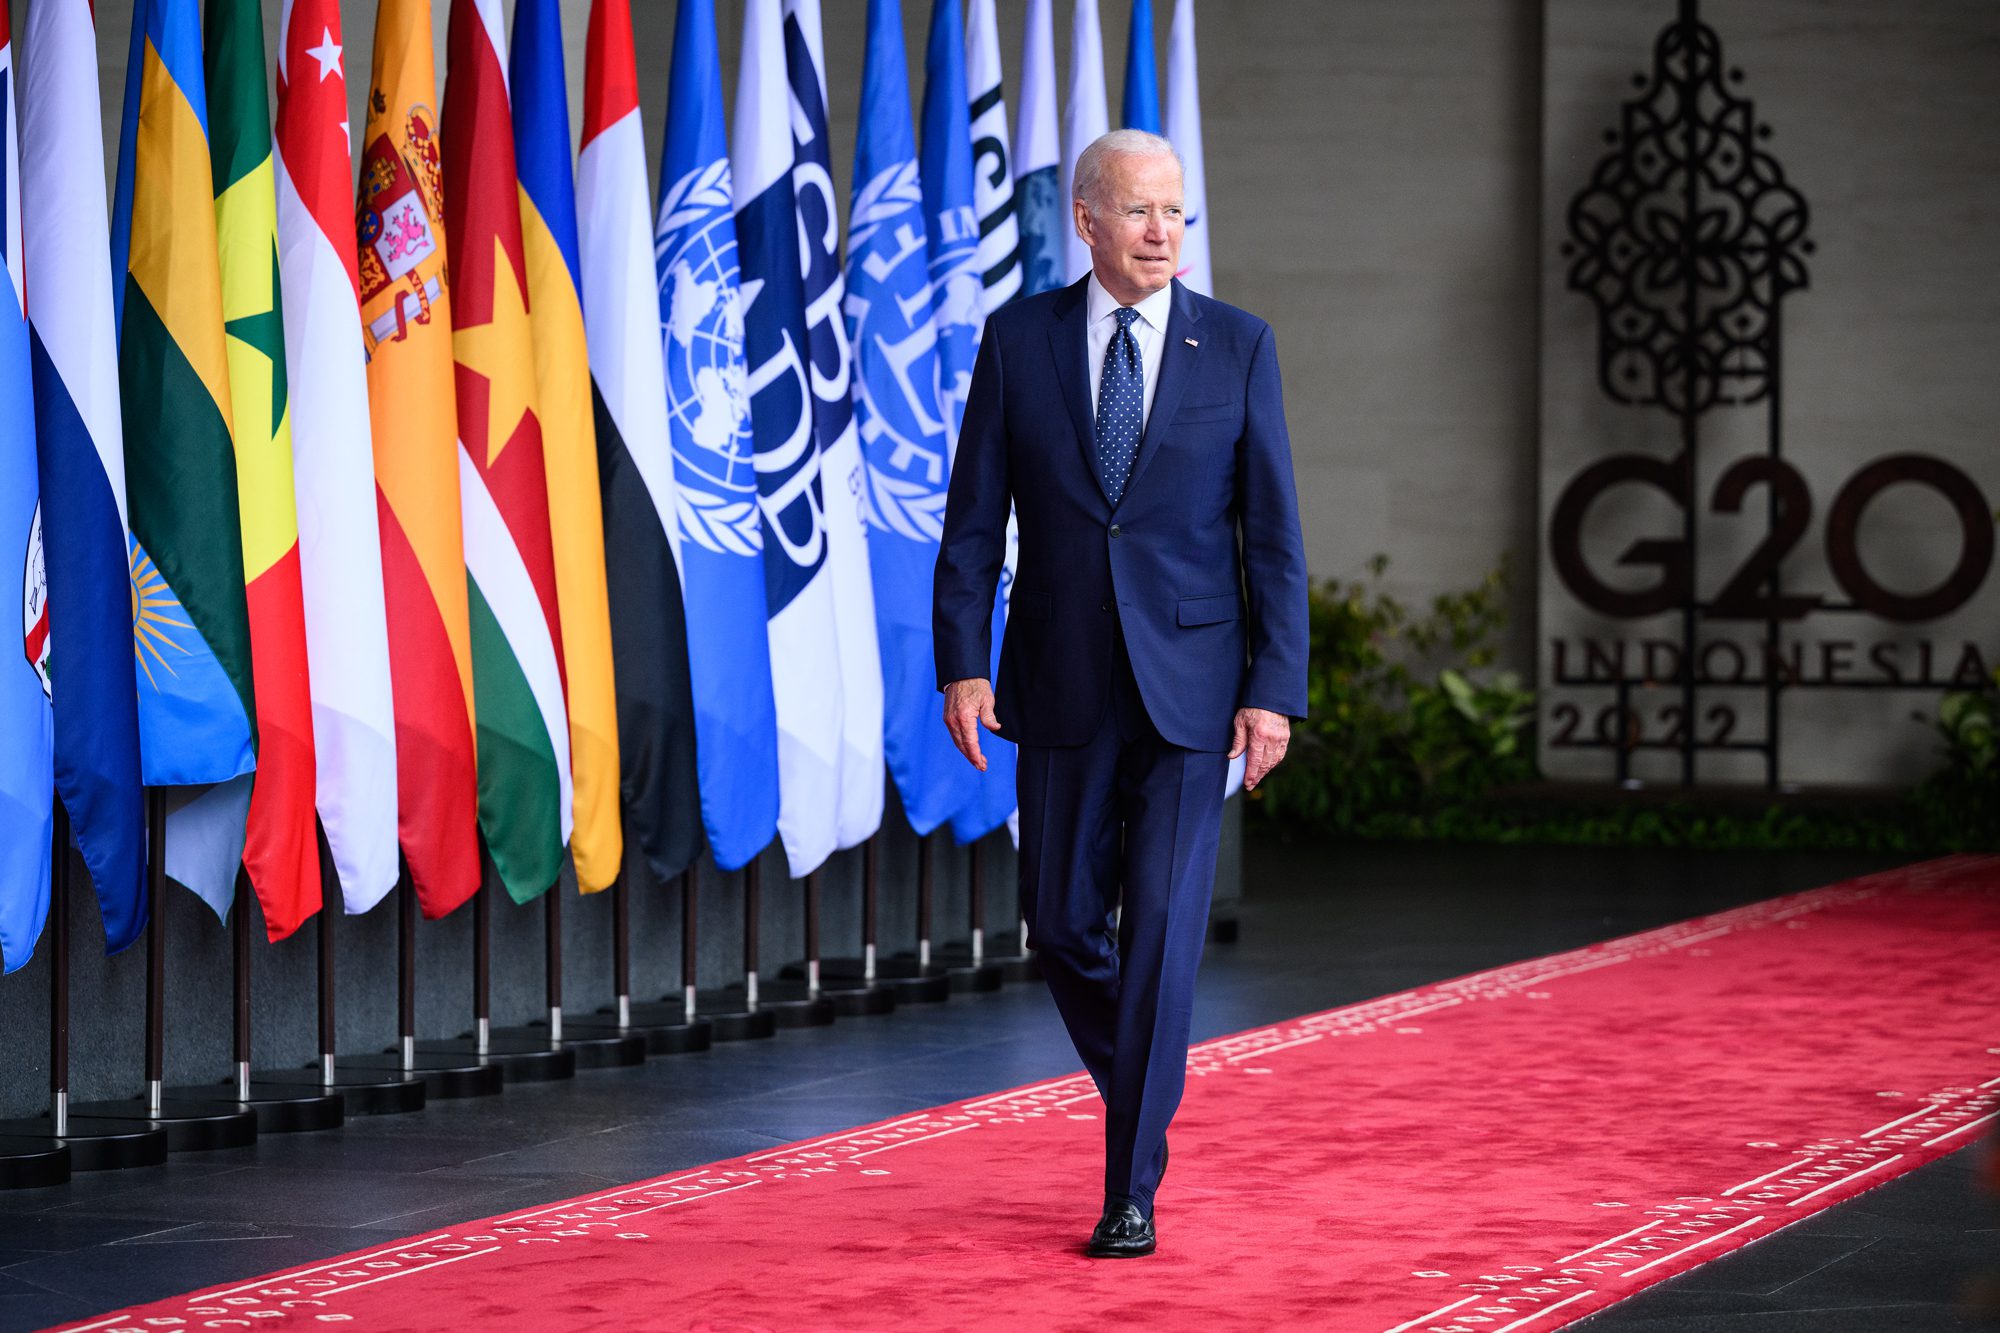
xmin=0 ymin=0 xmax=1215 ymax=974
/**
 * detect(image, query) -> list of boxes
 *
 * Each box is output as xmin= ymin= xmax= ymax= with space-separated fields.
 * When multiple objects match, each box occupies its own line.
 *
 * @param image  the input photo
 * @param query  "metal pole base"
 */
xmin=0 ymin=1117 xmax=168 ymax=1172
xmin=811 ymin=955 xmax=952 ymax=1005
xmin=936 ymin=941 xmax=1035 ymax=986
xmin=683 ymin=990 xmax=777 ymax=1042
xmin=169 ymin=1080 xmax=344 ymax=1134
xmin=807 ymin=974 xmax=898 ymax=1017
xmin=979 ymin=931 xmax=1044 ymax=984
xmin=341 ymin=1051 xmax=503 ymax=1100
xmin=721 ymin=978 xmax=836 ymax=1029
xmin=522 ymin=1019 xmax=649 ymax=1069
xmin=69 ymin=1096 xmax=258 ymax=1152
xmin=0 ymin=1136 xmax=68 ymax=1189
xmin=595 ymin=1003 xmax=714 ymax=1054
xmin=415 ymin=1034 xmax=577 ymax=1084
xmin=249 ymin=1064 xmax=427 ymax=1116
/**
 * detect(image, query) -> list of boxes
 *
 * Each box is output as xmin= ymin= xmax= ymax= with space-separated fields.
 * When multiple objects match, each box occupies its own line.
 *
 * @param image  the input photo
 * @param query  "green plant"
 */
xmin=1909 ymin=669 xmax=2000 ymax=851
xmin=1256 ymin=556 xmax=1535 ymax=831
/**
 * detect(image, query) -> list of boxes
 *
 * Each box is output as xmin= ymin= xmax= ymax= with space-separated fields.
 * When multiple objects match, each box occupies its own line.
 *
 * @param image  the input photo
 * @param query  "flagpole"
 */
xmin=341 ymin=869 xmax=497 ymax=1100
xmin=71 ymin=792 xmax=257 ymax=1150
xmin=693 ymin=859 xmax=775 ymax=1041
xmin=794 ymin=837 xmax=898 ymax=1016
xmin=935 ymin=837 xmax=1003 ymax=993
xmin=510 ymin=880 xmax=642 ymax=1066
xmin=0 ymin=801 xmax=165 ymax=1177
xmin=751 ymin=870 xmax=836 ymax=1027
xmin=614 ymin=865 xmax=631 ymax=1027
xmin=241 ymin=837 xmax=425 ymax=1115
xmin=545 ymin=884 xmax=562 ymax=1041
xmin=418 ymin=881 xmax=577 ymax=1082
xmin=569 ymin=834 xmax=710 ymax=1054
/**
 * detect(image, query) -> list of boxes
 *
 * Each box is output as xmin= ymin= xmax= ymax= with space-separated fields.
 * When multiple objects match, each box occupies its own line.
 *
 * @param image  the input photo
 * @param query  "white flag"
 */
xmin=1166 ymin=0 xmax=1213 ymax=296
xmin=276 ymin=0 xmax=401 ymax=912
xmin=1061 ymin=0 xmax=1109 ymax=284
xmin=735 ymin=0 xmax=844 ymax=877
xmin=966 ymin=0 xmax=1020 ymax=314
xmin=786 ymin=0 xmax=886 ymax=851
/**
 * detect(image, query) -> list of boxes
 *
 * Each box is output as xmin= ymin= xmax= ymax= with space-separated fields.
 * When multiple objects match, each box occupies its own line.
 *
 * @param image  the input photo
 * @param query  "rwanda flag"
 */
xmin=111 ymin=0 xmax=257 ymax=825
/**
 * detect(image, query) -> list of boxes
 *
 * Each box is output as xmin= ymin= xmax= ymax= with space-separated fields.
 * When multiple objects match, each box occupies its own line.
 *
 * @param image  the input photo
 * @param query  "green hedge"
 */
xmin=1251 ymin=558 xmax=1999 ymax=854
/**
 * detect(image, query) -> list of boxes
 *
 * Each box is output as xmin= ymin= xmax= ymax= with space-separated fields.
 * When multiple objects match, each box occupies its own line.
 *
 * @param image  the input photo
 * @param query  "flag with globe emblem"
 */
xmin=847 ymin=0 xmax=976 ymax=838
xmin=654 ymin=0 xmax=778 ymax=873
xmin=922 ymin=0 xmax=1016 ymax=844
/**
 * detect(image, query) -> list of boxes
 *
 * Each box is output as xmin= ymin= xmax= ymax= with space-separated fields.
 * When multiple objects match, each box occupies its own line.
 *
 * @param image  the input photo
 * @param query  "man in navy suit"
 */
xmin=935 ymin=129 xmax=1308 ymax=1258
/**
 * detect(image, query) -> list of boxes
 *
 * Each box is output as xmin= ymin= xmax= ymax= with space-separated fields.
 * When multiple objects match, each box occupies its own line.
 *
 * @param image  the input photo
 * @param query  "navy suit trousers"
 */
xmin=1016 ymin=626 xmax=1228 ymax=1214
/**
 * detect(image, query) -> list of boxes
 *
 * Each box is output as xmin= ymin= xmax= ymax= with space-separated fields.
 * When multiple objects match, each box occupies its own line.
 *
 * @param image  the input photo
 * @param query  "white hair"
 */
xmin=1072 ymin=130 xmax=1184 ymax=212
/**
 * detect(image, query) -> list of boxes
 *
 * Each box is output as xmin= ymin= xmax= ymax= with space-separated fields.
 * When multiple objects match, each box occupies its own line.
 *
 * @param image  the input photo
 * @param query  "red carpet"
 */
xmin=55 ymin=857 xmax=1999 ymax=1332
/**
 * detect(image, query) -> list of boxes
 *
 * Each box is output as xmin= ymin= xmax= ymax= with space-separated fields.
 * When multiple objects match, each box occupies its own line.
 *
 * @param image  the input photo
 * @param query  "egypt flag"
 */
xmin=0 ymin=4 xmax=56 ymax=973
xmin=206 ymin=0 xmax=321 ymax=940
xmin=357 ymin=0 xmax=480 ymax=920
xmin=277 ymin=0 xmax=399 ymax=914
xmin=444 ymin=0 xmax=571 ymax=903
xmin=20 ymin=0 xmax=148 ymax=954
xmin=111 ymin=0 xmax=258 ymax=921
xmin=512 ymin=0 xmax=622 ymax=895
xmin=580 ymin=0 xmax=703 ymax=884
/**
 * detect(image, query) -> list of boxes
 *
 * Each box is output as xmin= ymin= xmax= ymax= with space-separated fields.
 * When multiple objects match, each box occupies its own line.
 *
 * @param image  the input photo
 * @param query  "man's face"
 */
xmin=1076 ymin=152 xmax=1185 ymax=305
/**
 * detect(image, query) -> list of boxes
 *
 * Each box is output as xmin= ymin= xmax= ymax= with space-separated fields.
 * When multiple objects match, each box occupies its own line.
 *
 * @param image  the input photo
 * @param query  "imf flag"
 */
xmin=655 ymin=0 xmax=778 ymax=873
xmin=734 ymin=0 xmax=843 ymax=879
xmin=849 ymin=0 xmax=976 ymax=838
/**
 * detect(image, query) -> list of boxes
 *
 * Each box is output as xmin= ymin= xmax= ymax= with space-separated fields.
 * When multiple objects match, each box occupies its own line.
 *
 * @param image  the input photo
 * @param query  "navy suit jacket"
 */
xmin=934 ymin=276 xmax=1309 ymax=753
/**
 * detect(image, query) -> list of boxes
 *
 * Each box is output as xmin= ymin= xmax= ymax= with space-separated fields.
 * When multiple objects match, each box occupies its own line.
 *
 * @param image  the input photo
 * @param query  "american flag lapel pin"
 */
xmin=1184 ymin=337 xmax=1199 ymax=347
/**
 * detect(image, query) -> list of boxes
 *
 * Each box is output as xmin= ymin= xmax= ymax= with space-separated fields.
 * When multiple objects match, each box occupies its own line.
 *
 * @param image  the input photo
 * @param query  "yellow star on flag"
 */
xmin=454 ymin=236 xmax=539 ymax=465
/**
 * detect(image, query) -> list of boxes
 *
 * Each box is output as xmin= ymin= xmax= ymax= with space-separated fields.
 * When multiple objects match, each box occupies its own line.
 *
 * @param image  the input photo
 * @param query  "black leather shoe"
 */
xmin=1085 ymin=1200 xmax=1156 ymax=1258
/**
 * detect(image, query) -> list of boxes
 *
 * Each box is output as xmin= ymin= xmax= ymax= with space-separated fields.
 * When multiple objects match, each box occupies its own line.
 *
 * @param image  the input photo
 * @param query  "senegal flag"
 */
xmin=444 ymin=0 xmax=572 ymax=903
xmin=110 ymin=0 xmax=256 ymax=885
xmin=512 ymin=0 xmax=623 ymax=895
xmin=358 ymin=0 xmax=481 ymax=920
xmin=206 ymin=0 xmax=320 ymax=940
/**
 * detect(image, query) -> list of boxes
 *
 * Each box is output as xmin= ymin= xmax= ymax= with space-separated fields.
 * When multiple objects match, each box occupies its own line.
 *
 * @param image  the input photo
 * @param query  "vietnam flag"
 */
xmin=511 ymin=0 xmax=622 ymax=895
xmin=206 ymin=0 xmax=320 ymax=940
xmin=357 ymin=0 xmax=481 ymax=919
xmin=444 ymin=0 xmax=572 ymax=903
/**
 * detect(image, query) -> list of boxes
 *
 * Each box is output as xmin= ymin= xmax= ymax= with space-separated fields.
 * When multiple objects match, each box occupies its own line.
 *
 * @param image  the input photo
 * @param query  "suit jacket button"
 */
xmin=1108 ymin=524 xmax=1122 ymax=538
xmin=1100 ymin=600 xmax=1112 ymax=613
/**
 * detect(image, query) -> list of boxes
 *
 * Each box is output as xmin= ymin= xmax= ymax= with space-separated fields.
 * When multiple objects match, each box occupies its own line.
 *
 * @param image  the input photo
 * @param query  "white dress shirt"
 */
xmin=1086 ymin=273 xmax=1173 ymax=433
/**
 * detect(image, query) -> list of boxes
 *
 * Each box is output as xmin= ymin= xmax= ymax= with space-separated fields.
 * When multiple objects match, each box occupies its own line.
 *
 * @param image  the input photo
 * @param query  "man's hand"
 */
xmin=943 ymin=677 xmax=1002 ymax=772
xmin=1229 ymin=707 xmax=1290 ymax=791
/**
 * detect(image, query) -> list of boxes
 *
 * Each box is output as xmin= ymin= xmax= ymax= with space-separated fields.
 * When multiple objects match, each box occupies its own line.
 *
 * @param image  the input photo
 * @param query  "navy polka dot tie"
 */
xmin=1095 ymin=306 xmax=1143 ymax=506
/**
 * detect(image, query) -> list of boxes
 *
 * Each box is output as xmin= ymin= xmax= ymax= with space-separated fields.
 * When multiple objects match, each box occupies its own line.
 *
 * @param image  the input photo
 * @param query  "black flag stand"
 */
xmin=418 ymin=882 xmax=576 ymax=1082
xmin=520 ymin=878 xmax=645 ymax=1068
xmin=694 ymin=859 xmax=775 ymax=1040
xmin=72 ymin=792 xmax=258 ymax=1150
xmin=0 ymin=803 xmax=166 ymax=1184
xmin=613 ymin=864 xmax=712 ymax=1051
xmin=871 ymin=832 xmax=954 ymax=1002
xmin=166 ymin=871 xmax=343 ymax=1132
xmin=782 ymin=840 xmax=895 ymax=1016
xmin=249 ymin=835 xmax=425 ymax=1115
xmin=939 ymin=836 xmax=1031 ymax=985
xmin=749 ymin=867 xmax=836 ymax=1027
xmin=342 ymin=872 xmax=500 ymax=1098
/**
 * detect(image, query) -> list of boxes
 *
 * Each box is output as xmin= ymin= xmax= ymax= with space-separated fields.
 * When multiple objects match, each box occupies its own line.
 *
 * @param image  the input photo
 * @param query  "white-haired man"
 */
xmin=935 ymin=129 xmax=1308 ymax=1258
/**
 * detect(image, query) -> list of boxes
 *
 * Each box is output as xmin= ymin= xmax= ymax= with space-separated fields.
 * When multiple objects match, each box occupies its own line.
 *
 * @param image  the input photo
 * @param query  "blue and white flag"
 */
xmin=19 ymin=0 xmax=147 ymax=957
xmin=654 ymin=0 xmax=779 ymax=872
xmin=1166 ymin=0 xmax=1213 ymax=298
xmin=965 ymin=0 xmax=1020 ymax=315
xmin=735 ymin=0 xmax=842 ymax=878
xmin=0 ymin=9 xmax=55 ymax=973
xmin=922 ymin=0 xmax=1014 ymax=845
xmin=1061 ymin=0 xmax=1109 ymax=283
xmin=785 ymin=0 xmax=885 ymax=852
xmin=1123 ymin=0 xmax=1162 ymax=132
xmin=1012 ymin=0 xmax=1063 ymax=297
xmin=921 ymin=0 xmax=984 ymax=448
xmin=849 ymin=0 xmax=975 ymax=839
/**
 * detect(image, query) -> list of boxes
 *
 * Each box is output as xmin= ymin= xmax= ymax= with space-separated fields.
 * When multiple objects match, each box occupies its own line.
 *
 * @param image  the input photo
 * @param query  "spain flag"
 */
xmin=357 ymin=0 xmax=481 ymax=919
